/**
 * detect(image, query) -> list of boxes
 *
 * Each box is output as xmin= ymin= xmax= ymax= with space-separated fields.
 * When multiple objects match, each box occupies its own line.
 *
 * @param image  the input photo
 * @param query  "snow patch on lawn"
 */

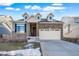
xmin=0 ymin=48 xmax=41 ymax=56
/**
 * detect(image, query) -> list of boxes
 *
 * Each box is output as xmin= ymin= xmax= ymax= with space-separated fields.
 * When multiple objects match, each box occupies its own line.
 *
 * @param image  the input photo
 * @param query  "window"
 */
xmin=15 ymin=23 xmax=26 ymax=33
xmin=68 ymin=24 xmax=70 ymax=33
xmin=24 ymin=15 xmax=28 ymax=19
xmin=36 ymin=15 xmax=41 ymax=20
xmin=47 ymin=16 xmax=53 ymax=21
xmin=25 ymin=16 xmax=27 ymax=19
xmin=37 ymin=16 xmax=40 ymax=19
xmin=49 ymin=16 xmax=52 ymax=20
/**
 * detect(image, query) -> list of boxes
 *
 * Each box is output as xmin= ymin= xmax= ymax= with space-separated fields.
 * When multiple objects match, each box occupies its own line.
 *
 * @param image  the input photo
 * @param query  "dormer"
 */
xmin=47 ymin=13 xmax=54 ymax=21
xmin=22 ymin=12 xmax=29 ymax=20
xmin=35 ymin=13 xmax=42 ymax=21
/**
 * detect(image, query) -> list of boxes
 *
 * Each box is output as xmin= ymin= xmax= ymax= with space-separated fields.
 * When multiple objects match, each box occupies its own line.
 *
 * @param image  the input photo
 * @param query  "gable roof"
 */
xmin=14 ymin=13 xmax=62 ymax=23
xmin=27 ymin=16 xmax=38 ymax=23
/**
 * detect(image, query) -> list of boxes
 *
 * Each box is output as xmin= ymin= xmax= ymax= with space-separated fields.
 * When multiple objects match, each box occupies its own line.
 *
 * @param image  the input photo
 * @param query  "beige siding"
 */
xmin=62 ymin=16 xmax=79 ymax=38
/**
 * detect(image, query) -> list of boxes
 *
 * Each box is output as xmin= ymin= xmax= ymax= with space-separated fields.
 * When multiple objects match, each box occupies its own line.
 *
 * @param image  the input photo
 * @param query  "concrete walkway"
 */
xmin=40 ymin=40 xmax=79 ymax=56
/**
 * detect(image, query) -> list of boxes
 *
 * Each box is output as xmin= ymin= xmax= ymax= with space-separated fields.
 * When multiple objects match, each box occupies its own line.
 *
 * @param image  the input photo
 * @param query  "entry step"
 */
xmin=27 ymin=36 xmax=39 ymax=42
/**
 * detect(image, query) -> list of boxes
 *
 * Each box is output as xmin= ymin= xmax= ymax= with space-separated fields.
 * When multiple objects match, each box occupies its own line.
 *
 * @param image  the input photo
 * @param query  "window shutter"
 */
xmin=15 ymin=23 xmax=17 ymax=32
xmin=25 ymin=24 xmax=26 ymax=33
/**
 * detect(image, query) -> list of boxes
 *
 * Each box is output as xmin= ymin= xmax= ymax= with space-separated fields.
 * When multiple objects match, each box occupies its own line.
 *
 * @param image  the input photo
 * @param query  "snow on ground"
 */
xmin=0 ymin=48 xmax=41 ymax=56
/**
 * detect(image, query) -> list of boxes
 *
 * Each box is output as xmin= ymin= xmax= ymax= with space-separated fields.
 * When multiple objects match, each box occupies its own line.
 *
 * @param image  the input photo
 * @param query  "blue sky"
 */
xmin=0 ymin=3 xmax=79 ymax=20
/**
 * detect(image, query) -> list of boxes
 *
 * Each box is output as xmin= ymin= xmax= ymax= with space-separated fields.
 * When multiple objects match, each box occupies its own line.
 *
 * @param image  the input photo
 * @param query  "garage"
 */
xmin=39 ymin=29 xmax=61 ymax=40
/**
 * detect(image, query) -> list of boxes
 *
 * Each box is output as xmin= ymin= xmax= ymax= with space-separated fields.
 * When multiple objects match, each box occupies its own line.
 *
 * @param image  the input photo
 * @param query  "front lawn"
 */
xmin=0 ymin=42 xmax=40 ymax=51
xmin=0 ymin=42 xmax=27 ymax=51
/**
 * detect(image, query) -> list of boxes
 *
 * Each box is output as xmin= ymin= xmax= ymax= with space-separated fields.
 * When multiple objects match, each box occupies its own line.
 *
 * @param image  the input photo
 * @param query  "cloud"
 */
xmin=31 ymin=5 xmax=42 ymax=10
xmin=24 ymin=4 xmax=66 ymax=13
xmin=0 ymin=3 xmax=13 ymax=6
xmin=43 ymin=6 xmax=66 ymax=12
xmin=5 ymin=7 xmax=14 ymax=10
xmin=5 ymin=7 xmax=20 ymax=11
xmin=25 ymin=5 xmax=31 ymax=9
xmin=52 ymin=3 xmax=63 ymax=6
xmin=24 ymin=5 xmax=42 ymax=10
xmin=15 ymin=8 xmax=20 ymax=11
xmin=52 ymin=7 xmax=66 ymax=10
xmin=43 ymin=6 xmax=54 ymax=11
xmin=59 ymin=10 xmax=65 ymax=12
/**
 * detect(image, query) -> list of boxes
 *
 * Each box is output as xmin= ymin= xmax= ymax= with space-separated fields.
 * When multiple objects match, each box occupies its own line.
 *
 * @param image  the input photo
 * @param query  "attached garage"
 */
xmin=38 ymin=22 xmax=63 ymax=40
xmin=39 ymin=29 xmax=61 ymax=40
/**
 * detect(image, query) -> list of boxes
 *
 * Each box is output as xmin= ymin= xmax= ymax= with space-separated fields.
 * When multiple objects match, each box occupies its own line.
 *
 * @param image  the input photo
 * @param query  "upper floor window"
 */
xmin=47 ymin=13 xmax=54 ymax=21
xmin=47 ymin=16 xmax=53 ymax=21
xmin=22 ymin=12 xmax=29 ymax=20
xmin=36 ymin=15 xmax=41 ymax=20
xmin=25 ymin=16 xmax=27 ymax=19
xmin=37 ymin=16 xmax=40 ymax=19
xmin=35 ymin=13 xmax=41 ymax=21
xmin=49 ymin=16 xmax=52 ymax=20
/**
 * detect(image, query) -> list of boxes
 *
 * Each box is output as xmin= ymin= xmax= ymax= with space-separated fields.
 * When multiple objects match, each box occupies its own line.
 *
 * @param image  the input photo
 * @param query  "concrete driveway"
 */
xmin=40 ymin=40 xmax=79 ymax=56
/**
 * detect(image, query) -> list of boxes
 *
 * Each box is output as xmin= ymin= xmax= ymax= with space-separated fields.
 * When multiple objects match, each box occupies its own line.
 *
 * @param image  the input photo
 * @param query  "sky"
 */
xmin=0 ymin=3 xmax=79 ymax=20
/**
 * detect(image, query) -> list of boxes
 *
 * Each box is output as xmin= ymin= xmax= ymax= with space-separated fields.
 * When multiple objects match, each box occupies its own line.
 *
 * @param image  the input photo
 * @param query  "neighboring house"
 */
xmin=0 ymin=15 xmax=13 ymax=39
xmin=62 ymin=16 xmax=79 ymax=39
xmin=12 ymin=13 xmax=63 ymax=40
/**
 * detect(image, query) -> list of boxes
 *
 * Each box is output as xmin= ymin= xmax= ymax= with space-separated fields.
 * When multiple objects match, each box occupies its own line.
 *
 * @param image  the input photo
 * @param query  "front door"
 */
xmin=30 ymin=23 xmax=36 ymax=36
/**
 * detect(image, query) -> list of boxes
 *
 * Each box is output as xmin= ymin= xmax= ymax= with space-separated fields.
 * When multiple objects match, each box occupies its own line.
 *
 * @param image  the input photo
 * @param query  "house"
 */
xmin=12 ymin=13 xmax=63 ymax=41
xmin=62 ymin=16 xmax=79 ymax=43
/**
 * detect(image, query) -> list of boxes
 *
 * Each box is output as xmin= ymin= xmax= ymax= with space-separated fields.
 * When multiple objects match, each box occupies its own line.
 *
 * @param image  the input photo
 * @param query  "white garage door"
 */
xmin=39 ymin=29 xmax=61 ymax=40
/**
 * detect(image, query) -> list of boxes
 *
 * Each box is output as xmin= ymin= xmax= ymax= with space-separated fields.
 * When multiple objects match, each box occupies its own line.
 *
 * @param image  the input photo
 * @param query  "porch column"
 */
xmin=61 ymin=24 xmax=63 ymax=40
xmin=36 ymin=23 xmax=39 ymax=39
xmin=27 ymin=22 xmax=30 ymax=37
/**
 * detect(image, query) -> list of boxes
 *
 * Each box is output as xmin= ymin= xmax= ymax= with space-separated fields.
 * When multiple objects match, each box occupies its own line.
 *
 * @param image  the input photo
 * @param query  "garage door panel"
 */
xmin=39 ymin=30 xmax=61 ymax=40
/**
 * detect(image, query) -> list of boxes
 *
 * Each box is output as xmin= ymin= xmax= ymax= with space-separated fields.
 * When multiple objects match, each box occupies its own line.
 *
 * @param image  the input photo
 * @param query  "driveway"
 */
xmin=40 ymin=40 xmax=79 ymax=56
